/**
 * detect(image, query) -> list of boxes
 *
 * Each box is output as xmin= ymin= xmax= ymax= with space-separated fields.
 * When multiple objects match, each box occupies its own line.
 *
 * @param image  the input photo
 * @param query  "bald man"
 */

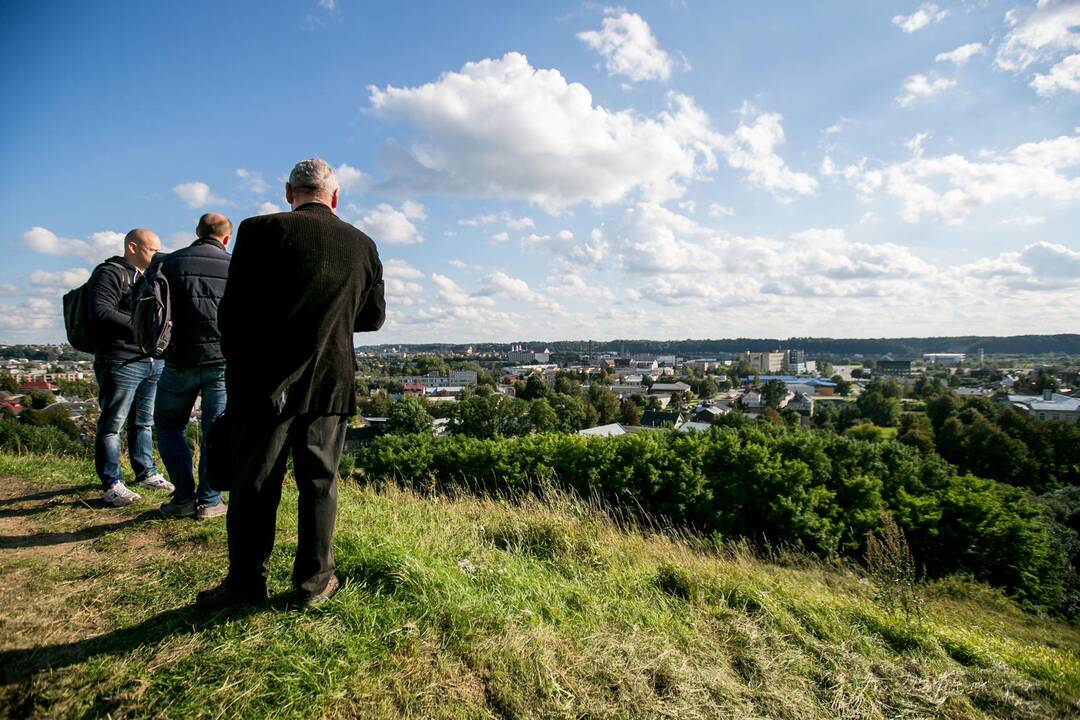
xmin=90 ymin=228 xmax=174 ymax=506
xmin=155 ymin=213 xmax=233 ymax=520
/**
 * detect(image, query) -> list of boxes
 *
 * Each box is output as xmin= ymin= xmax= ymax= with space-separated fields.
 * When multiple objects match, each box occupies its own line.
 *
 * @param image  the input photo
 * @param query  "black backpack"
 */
xmin=62 ymin=259 xmax=130 ymax=353
xmin=130 ymin=262 xmax=173 ymax=358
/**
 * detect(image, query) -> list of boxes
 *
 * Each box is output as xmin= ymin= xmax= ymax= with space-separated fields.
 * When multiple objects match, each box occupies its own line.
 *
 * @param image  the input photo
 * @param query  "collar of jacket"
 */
xmin=193 ymin=236 xmax=227 ymax=251
xmin=293 ymin=202 xmax=334 ymax=214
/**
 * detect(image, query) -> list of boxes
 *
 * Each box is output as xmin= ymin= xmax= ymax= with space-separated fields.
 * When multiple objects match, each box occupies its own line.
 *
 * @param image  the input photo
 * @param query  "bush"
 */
xmin=355 ymin=425 xmax=1067 ymax=614
xmin=0 ymin=419 xmax=89 ymax=457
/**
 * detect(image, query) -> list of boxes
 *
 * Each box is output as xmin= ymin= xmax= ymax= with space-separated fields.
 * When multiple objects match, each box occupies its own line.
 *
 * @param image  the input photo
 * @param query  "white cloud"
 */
xmin=368 ymin=52 xmax=720 ymax=211
xmin=28 ymin=268 xmax=90 ymax=287
xmin=431 ymin=273 xmax=494 ymax=307
xmin=506 ymin=216 xmax=534 ymax=230
xmin=960 ymin=241 xmax=1080 ymax=290
xmin=257 ymin=201 xmax=284 ymax=215
xmin=336 ymin=163 xmax=370 ymax=193
xmin=0 ymin=297 xmax=60 ymax=333
xmin=236 ymin=168 xmax=269 ymax=194
xmin=23 ymin=227 xmax=125 ymax=263
xmin=892 ymin=3 xmax=949 ymax=33
xmin=905 ymin=131 xmax=931 ymax=156
xmin=490 ymin=231 xmax=510 ymax=243
xmin=0 ymin=283 xmax=17 ymax=295
xmin=521 ymin=229 xmax=608 ymax=270
xmin=708 ymin=203 xmax=735 ymax=217
xmin=716 ymin=109 xmax=818 ymax=196
xmin=1031 ymin=53 xmax=1080 ymax=95
xmin=896 ymin=74 xmax=957 ymax=106
xmin=995 ymin=0 xmax=1080 ymax=72
xmin=998 ymin=214 xmax=1046 ymax=226
xmin=545 ymin=272 xmax=617 ymax=302
xmin=173 ymin=181 xmax=225 ymax=208
xmin=842 ymin=130 xmax=1080 ymax=224
xmin=353 ymin=202 xmax=425 ymax=244
xmin=318 ymin=0 xmax=337 ymax=11
xmin=458 ymin=213 xmax=500 ymax=226
xmin=935 ymin=42 xmax=986 ymax=66
xmin=577 ymin=11 xmax=674 ymax=83
xmin=384 ymin=258 xmax=424 ymax=280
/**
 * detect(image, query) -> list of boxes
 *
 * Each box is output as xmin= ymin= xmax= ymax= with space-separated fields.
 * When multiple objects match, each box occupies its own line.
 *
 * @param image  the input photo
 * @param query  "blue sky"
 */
xmin=3 ymin=0 xmax=1079 ymax=344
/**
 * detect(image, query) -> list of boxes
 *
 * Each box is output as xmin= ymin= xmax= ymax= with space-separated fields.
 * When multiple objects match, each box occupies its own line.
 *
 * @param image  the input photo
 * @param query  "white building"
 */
xmin=924 ymin=353 xmax=966 ymax=365
xmin=1006 ymin=391 xmax=1080 ymax=424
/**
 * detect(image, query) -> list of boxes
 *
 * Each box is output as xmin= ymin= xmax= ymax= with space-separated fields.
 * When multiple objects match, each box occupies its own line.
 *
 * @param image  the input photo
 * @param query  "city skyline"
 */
xmin=2 ymin=1 xmax=1079 ymax=344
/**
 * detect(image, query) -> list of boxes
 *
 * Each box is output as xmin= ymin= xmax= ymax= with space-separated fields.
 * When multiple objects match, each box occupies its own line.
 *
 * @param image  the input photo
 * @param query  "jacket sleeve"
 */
xmin=218 ymin=221 xmax=251 ymax=359
xmin=89 ymin=265 xmax=133 ymax=334
xmin=354 ymin=255 xmax=385 ymax=332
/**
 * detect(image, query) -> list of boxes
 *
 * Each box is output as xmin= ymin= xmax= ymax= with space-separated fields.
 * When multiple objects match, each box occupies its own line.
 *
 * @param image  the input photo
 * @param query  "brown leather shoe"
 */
xmin=196 ymin=581 xmax=268 ymax=612
xmin=292 ymin=574 xmax=340 ymax=609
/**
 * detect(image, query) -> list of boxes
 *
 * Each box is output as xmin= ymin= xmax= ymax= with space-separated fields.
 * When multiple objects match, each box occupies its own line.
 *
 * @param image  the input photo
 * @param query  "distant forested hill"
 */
xmin=357 ymin=334 xmax=1080 ymax=357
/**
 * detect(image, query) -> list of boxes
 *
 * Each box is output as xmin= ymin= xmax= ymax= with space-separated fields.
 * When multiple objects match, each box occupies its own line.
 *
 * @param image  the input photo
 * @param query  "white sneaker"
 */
xmin=103 ymin=483 xmax=142 ymax=507
xmin=137 ymin=473 xmax=175 ymax=493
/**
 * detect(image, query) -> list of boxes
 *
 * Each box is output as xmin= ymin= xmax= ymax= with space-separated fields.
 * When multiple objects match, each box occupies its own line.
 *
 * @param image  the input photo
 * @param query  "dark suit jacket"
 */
xmin=219 ymin=203 xmax=385 ymax=416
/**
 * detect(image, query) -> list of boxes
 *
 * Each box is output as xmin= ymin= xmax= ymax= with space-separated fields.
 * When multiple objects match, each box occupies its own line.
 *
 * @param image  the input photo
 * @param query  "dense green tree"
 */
xmin=360 ymin=390 xmax=391 ymax=418
xmin=761 ymin=380 xmax=788 ymax=409
xmin=897 ymin=413 xmax=935 ymax=454
xmin=830 ymin=375 xmax=853 ymax=396
xmin=0 ymin=373 xmax=20 ymax=393
xmin=520 ymin=374 xmax=551 ymax=401
xmin=27 ymin=389 xmax=55 ymax=409
xmin=619 ymin=399 xmax=642 ymax=426
xmin=549 ymin=393 xmax=588 ymax=433
xmin=588 ymin=384 xmax=620 ymax=425
xmin=413 ymin=355 xmax=448 ymax=376
xmin=528 ymin=398 xmax=560 ymax=433
xmin=388 ymin=395 xmax=434 ymax=435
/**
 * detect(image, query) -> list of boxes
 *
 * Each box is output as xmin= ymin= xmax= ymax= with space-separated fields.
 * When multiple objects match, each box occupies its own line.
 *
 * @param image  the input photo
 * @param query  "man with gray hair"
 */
xmin=198 ymin=158 xmax=385 ymax=610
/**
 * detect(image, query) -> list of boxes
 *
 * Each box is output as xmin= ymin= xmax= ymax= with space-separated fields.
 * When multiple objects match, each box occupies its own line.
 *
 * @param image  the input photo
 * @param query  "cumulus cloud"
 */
xmin=545 ymin=272 xmax=617 ymax=302
xmin=353 ymin=201 xmax=426 ymax=244
xmin=1031 ymin=53 xmax=1080 ymax=95
xmin=935 ymin=42 xmax=986 ymax=66
xmin=28 ymin=268 xmax=90 ymax=287
xmin=577 ymin=10 xmax=674 ymax=83
xmin=892 ymin=3 xmax=949 ymax=33
xmin=367 ymin=52 xmax=720 ymax=211
xmin=716 ymin=109 xmax=818 ymax=196
xmin=521 ymin=229 xmax=608 ymax=269
xmin=479 ymin=271 xmax=561 ymax=311
xmin=995 ymin=0 xmax=1080 ymax=72
xmin=0 ymin=297 xmax=60 ymax=334
xmin=257 ymin=201 xmax=285 ymax=215
xmin=23 ymin=227 xmax=125 ymax=263
xmin=960 ymin=241 xmax=1080 ymax=290
xmin=708 ymin=203 xmax=735 ymax=217
xmin=336 ymin=163 xmax=369 ymax=192
xmin=838 ymin=130 xmax=1080 ymax=224
xmin=173 ymin=181 xmax=225 ymax=208
xmin=896 ymin=74 xmax=957 ymax=106
xmin=236 ymin=168 xmax=268 ymax=194
xmin=506 ymin=216 xmax=534 ymax=230
xmin=490 ymin=231 xmax=510 ymax=243
xmin=430 ymin=273 xmax=494 ymax=307
xmin=384 ymin=258 xmax=424 ymax=280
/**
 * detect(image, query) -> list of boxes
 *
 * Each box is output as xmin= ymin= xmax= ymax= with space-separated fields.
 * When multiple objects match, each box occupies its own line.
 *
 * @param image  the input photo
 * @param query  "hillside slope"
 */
xmin=1 ymin=452 xmax=1077 ymax=719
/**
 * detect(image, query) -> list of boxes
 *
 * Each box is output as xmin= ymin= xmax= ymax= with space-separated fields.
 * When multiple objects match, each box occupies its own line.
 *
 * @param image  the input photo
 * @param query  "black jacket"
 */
xmin=158 ymin=237 xmax=230 ymax=368
xmin=88 ymin=256 xmax=142 ymax=361
xmin=219 ymin=203 xmax=385 ymax=416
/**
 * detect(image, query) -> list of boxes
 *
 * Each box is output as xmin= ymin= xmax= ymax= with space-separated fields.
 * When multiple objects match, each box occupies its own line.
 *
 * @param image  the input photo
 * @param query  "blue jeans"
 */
xmin=94 ymin=358 xmax=163 ymax=490
xmin=153 ymin=362 xmax=226 ymax=506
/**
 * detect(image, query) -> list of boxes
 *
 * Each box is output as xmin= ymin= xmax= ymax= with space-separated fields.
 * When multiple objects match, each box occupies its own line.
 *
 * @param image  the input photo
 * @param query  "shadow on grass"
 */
xmin=0 ymin=601 xmax=268 ymax=684
xmin=0 ymin=485 xmax=99 ymax=507
xmin=0 ymin=509 xmax=161 ymax=549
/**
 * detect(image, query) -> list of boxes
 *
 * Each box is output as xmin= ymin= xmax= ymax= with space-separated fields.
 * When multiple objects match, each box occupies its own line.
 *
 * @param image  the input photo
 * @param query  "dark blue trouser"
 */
xmin=94 ymin=358 xmax=162 ymax=490
xmin=153 ymin=361 xmax=226 ymax=506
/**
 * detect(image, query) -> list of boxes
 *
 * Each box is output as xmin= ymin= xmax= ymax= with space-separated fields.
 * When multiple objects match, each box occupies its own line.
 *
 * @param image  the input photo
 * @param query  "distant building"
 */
xmin=924 ymin=353 xmax=965 ymax=365
xmin=745 ymin=351 xmax=785 ymax=373
xmin=1003 ymin=390 xmax=1080 ymax=424
xmin=875 ymin=359 xmax=913 ymax=377
xmin=640 ymin=410 xmax=685 ymax=428
xmin=508 ymin=346 xmax=550 ymax=364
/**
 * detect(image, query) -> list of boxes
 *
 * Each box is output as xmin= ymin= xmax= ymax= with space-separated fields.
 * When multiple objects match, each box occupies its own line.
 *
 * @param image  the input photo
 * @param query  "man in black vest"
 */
xmin=90 ymin=229 xmax=175 ymax=507
xmin=156 ymin=213 xmax=232 ymax=520
xmin=197 ymin=159 xmax=385 ymax=610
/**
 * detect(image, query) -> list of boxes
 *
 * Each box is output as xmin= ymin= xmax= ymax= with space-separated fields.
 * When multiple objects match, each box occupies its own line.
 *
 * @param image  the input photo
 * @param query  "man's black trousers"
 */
xmin=225 ymin=412 xmax=348 ymax=596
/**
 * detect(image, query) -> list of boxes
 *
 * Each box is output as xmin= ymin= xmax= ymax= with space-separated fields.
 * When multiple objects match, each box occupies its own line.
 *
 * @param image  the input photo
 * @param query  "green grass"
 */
xmin=1 ymin=451 xmax=1078 ymax=719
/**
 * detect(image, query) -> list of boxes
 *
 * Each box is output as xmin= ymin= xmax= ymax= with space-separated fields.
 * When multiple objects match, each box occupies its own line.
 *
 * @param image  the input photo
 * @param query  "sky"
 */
xmin=2 ymin=0 xmax=1079 ymax=345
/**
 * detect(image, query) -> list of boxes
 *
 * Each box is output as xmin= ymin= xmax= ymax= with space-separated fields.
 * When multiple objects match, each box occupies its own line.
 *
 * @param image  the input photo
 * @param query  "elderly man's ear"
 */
xmin=330 ymin=187 xmax=339 ymax=210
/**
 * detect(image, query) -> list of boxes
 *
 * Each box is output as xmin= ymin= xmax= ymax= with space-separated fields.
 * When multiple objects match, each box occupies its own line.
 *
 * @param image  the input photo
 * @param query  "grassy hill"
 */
xmin=1 ymin=451 xmax=1078 ymax=719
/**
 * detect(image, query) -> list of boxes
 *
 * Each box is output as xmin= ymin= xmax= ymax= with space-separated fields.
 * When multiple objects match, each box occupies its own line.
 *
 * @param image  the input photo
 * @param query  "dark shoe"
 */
xmin=291 ymin=574 xmax=340 ymax=609
xmin=196 ymin=581 xmax=268 ymax=612
xmin=160 ymin=498 xmax=197 ymax=519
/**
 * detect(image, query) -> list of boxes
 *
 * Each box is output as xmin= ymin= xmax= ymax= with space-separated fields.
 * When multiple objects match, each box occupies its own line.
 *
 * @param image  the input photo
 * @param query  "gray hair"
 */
xmin=288 ymin=158 xmax=339 ymax=195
